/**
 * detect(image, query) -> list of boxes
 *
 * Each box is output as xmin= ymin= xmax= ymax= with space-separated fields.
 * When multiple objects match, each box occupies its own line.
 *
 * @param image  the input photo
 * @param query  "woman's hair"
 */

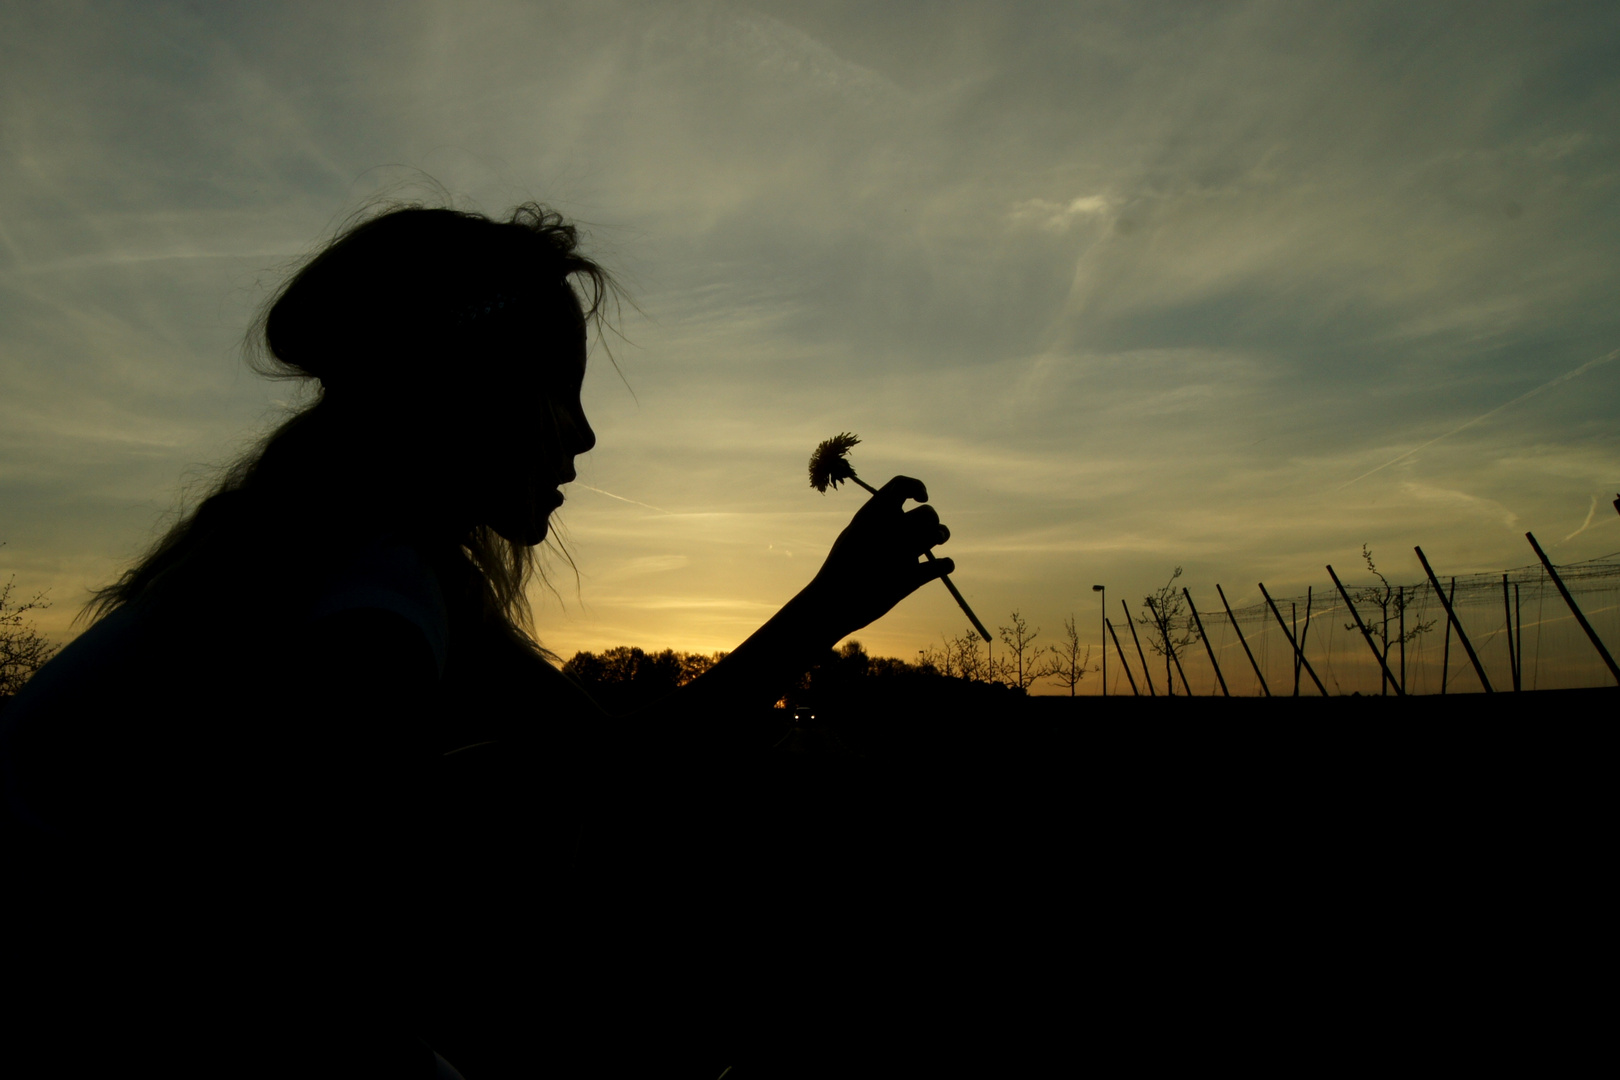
xmin=81 ymin=201 xmax=620 ymax=656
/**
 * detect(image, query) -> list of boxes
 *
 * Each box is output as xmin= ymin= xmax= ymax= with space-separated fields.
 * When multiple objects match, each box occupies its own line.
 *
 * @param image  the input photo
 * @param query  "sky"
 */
xmin=3 ymin=0 xmax=1619 ymax=693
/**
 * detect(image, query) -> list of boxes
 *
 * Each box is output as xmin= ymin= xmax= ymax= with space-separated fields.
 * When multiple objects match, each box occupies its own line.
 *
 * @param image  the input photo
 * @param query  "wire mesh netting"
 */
xmin=1109 ymin=551 xmax=1620 ymax=697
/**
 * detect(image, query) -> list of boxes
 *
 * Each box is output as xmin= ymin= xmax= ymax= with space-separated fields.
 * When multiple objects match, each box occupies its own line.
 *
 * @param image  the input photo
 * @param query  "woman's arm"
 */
xmin=671 ymin=474 xmax=953 ymax=719
xmin=434 ymin=476 xmax=949 ymax=758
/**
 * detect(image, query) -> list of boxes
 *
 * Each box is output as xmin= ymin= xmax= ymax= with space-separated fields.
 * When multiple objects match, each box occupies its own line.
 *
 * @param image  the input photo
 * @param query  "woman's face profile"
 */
xmin=479 ymin=302 xmax=595 ymax=548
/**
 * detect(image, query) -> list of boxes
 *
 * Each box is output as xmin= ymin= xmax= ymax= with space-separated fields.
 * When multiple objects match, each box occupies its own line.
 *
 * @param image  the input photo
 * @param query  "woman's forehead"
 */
xmin=520 ymin=305 xmax=587 ymax=377
xmin=487 ymin=281 xmax=584 ymax=343
xmin=542 ymin=282 xmax=587 ymax=343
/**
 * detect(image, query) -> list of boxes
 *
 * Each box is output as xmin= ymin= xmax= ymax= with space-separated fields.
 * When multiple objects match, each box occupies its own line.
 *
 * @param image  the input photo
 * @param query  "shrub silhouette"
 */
xmin=0 ymin=566 xmax=57 ymax=701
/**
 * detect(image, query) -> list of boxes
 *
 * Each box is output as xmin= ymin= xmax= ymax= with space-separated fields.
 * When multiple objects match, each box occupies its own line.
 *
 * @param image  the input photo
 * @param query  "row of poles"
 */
xmin=1099 ymin=529 xmax=1620 ymax=697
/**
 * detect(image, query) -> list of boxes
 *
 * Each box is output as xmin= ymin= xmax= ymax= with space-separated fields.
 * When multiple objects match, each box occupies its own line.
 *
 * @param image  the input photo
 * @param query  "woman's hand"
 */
xmin=803 ymin=475 xmax=955 ymax=640
xmin=671 ymin=475 xmax=953 ymax=718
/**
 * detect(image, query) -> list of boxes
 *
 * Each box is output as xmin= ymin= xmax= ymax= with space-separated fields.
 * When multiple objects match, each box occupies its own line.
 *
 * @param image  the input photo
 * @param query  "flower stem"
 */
xmin=848 ymin=471 xmax=990 ymax=642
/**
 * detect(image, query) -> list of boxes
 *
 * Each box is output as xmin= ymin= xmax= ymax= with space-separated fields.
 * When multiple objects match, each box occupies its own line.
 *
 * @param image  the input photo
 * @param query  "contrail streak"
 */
xmin=1564 ymin=495 xmax=1600 ymax=543
xmin=574 ymin=483 xmax=671 ymax=514
xmin=1339 ymin=348 xmax=1619 ymax=490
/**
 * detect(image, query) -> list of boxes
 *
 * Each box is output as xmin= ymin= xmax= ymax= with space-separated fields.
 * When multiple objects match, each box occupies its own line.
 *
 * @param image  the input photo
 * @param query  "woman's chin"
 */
xmin=490 ymin=512 xmax=549 ymax=547
xmin=488 ymin=492 xmax=562 ymax=547
xmin=496 ymin=522 xmax=548 ymax=547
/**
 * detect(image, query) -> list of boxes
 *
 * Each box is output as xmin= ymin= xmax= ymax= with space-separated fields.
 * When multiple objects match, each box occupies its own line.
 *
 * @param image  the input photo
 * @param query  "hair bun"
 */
xmin=257 ymin=204 xmax=607 ymax=393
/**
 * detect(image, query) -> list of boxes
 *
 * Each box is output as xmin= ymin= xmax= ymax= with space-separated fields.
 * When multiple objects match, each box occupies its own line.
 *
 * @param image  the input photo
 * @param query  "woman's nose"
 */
xmin=573 ymin=413 xmax=596 ymax=455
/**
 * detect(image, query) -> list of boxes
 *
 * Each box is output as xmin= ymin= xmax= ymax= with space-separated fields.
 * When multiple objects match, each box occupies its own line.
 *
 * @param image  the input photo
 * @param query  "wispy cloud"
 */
xmin=1339 ymin=350 xmax=1620 ymax=490
xmin=573 ymin=483 xmax=672 ymax=515
xmin=1563 ymin=496 xmax=1600 ymax=543
xmin=1010 ymin=195 xmax=1110 ymax=233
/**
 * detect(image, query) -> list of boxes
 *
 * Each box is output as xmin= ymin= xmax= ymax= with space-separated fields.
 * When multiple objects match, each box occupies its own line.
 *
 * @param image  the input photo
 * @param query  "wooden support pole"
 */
xmin=1525 ymin=532 xmax=1620 ymax=685
xmin=1327 ymin=565 xmax=1407 ymax=696
xmin=1298 ymin=588 xmax=1313 ymax=696
xmin=1104 ymin=618 xmax=1139 ymax=696
xmin=1215 ymin=584 xmax=1270 ymax=697
xmin=1259 ymin=583 xmax=1329 ymax=696
xmin=1398 ymin=585 xmax=1406 ymax=694
xmin=1146 ymin=597 xmax=1191 ymax=696
xmin=1514 ymin=582 xmax=1522 ymax=691
xmin=1441 ymin=577 xmax=1454 ymax=695
xmin=1184 ymin=588 xmax=1229 ymax=697
xmin=1122 ymin=599 xmax=1157 ymax=696
xmin=1414 ymin=547 xmax=1493 ymax=693
xmin=1095 ymin=585 xmax=1106 ymax=698
xmin=1502 ymin=574 xmax=1519 ymax=692
xmin=1291 ymin=601 xmax=1299 ymax=697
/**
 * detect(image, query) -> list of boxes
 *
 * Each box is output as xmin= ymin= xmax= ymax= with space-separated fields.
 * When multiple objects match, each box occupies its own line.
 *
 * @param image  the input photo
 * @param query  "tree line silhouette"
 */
xmin=559 ymin=607 xmax=1101 ymax=715
xmin=3 ymin=548 xmax=1509 ymax=710
xmin=560 ymin=646 xmax=730 ymax=713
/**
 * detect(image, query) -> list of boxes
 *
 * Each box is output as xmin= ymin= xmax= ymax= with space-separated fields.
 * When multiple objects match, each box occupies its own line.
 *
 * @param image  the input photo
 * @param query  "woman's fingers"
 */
xmin=903 ymin=504 xmax=948 ymax=553
xmin=870 ymin=474 xmax=929 ymax=509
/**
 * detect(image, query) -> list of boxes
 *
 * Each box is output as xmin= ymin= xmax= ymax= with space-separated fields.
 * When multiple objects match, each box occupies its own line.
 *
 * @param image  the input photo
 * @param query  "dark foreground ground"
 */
xmin=12 ymin=682 xmax=1606 ymax=1075
xmin=768 ymin=680 xmax=1616 ymax=820
xmin=759 ymin=682 xmax=1614 ymax=905
xmin=584 ymin=683 xmax=1612 ymax=958
xmin=486 ymin=680 xmax=1604 ymax=1071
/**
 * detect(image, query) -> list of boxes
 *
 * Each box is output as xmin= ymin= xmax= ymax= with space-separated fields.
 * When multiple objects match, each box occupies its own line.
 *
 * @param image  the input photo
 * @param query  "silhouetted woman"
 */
xmin=1 ymin=203 xmax=954 ymax=1077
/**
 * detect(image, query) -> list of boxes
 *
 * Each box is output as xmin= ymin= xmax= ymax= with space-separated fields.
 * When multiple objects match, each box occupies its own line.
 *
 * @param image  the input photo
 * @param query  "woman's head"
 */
xmin=260 ymin=204 xmax=612 ymax=400
xmin=86 ymin=201 xmax=617 ymax=645
xmin=258 ymin=204 xmax=609 ymax=544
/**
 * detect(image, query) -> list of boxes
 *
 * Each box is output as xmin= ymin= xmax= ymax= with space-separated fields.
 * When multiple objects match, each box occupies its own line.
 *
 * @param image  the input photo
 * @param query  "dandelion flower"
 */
xmin=809 ymin=432 xmax=865 ymax=493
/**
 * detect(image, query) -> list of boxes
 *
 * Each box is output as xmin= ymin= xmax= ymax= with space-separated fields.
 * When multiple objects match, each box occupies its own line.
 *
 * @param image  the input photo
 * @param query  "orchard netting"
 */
xmin=1109 ymin=552 xmax=1620 ymax=697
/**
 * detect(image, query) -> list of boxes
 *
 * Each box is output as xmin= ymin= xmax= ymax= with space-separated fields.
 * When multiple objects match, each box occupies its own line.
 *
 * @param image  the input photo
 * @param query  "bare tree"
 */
xmin=1136 ymin=567 xmax=1201 ymax=696
xmin=996 ymin=610 xmax=1047 ymax=692
xmin=1 ymin=573 xmax=58 ymax=699
xmin=1038 ymin=615 xmax=1093 ymax=697
xmin=1344 ymin=544 xmax=1435 ymax=694
xmin=952 ymin=626 xmax=991 ymax=682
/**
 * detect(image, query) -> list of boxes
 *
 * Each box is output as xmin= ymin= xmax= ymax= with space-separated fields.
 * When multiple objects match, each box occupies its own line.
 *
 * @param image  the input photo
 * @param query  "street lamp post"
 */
xmin=1092 ymin=585 xmax=1106 ymax=696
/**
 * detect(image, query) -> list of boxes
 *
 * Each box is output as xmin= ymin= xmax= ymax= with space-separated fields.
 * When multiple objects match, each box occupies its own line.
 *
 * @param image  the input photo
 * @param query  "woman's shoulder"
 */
xmin=0 ymin=602 xmax=153 ymax=837
xmin=307 ymin=534 xmax=450 ymax=677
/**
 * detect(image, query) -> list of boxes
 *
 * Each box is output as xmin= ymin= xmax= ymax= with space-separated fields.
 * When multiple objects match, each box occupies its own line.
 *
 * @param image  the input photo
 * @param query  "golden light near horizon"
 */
xmin=2 ymin=2 xmax=1619 ymax=694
